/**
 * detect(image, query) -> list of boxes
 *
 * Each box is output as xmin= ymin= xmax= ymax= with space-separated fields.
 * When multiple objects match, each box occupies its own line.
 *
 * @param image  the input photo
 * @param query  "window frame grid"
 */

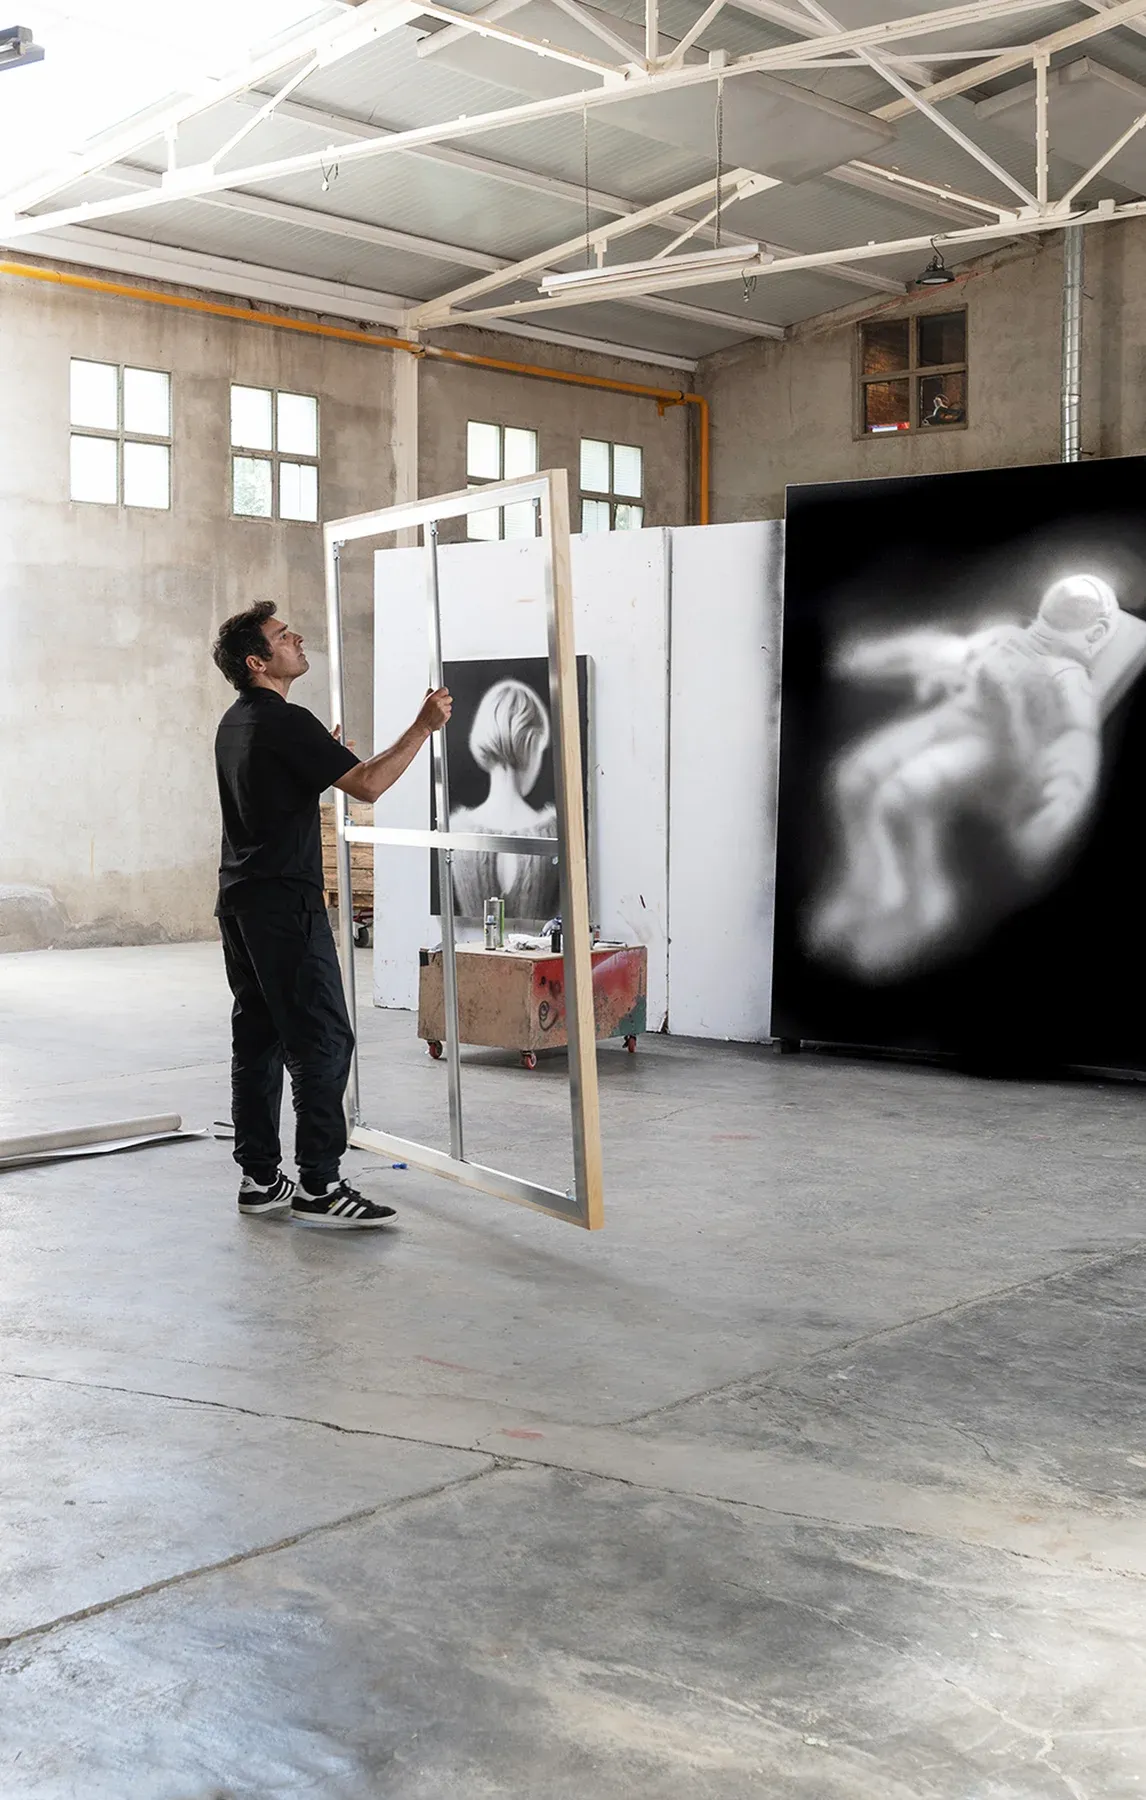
xmin=465 ymin=421 xmax=540 ymax=540
xmin=230 ymin=384 xmax=320 ymax=523
xmin=579 ymin=437 xmax=645 ymax=533
xmin=855 ymin=310 xmax=968 ymax=440
xmin=68 ymin=358 xmax=172 ymax=510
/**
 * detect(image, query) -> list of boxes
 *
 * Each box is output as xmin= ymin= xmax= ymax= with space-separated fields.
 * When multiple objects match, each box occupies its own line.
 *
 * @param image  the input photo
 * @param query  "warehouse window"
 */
xmin=858 ymin=311 xmax=967 ymax=435
xmin=580 ymin=439 xmax=643 ymax=531
xmin=231 ymin=386 xmax=319 ymax=521
xmin=69 ymin=359 xmax=171 ymax=509
xmin=465 ymin=421 xmax=539 ymax=540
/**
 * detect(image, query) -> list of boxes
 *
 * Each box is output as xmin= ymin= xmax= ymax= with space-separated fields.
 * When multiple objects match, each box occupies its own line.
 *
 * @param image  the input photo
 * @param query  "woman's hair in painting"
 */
xmin=469 ymin=679 xmax=550 ymax=773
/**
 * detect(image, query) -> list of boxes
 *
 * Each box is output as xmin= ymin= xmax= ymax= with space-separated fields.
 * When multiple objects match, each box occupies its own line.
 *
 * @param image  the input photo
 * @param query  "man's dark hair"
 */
xmin=213 ymin=601 xmax=276 ymax=690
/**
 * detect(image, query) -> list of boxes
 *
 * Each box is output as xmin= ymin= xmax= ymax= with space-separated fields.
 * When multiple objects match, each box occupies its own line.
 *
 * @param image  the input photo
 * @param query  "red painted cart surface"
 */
xmin=418 ymin=944 xmax=647 ymax=1069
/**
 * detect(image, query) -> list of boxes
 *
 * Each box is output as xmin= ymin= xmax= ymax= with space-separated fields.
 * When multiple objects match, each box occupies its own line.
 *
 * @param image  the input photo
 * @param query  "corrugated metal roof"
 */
xmin=12 ymin=2 xmax=1146 ymax=364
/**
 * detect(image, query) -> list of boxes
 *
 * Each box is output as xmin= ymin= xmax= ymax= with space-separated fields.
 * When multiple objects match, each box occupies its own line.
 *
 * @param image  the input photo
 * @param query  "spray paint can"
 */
xmin=484 ymin=895 xmax=505 ymax=950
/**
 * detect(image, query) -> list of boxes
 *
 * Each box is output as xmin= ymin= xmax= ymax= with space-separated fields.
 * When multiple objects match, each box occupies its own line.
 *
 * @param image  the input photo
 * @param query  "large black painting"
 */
xmin=774 ymin=457 xmax=1146 ymax=1071
xmin=431 ymin=655 xmax=590 ymax=922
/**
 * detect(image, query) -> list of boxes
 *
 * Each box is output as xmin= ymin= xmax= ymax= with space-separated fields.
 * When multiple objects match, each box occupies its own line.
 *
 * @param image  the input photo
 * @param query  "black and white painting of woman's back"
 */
xmin=430 ymin=656 xmax=591 ymax=922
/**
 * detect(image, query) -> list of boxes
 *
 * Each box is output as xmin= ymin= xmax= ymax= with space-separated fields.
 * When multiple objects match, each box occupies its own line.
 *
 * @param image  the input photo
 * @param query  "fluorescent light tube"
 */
xmin=539 ymin=240 xmax=762 ymax=296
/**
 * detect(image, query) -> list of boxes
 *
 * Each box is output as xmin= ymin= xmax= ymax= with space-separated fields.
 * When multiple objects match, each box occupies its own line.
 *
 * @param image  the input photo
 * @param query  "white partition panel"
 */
xmin=373 ymin=529 xmax=671 ymax=1024
xmin=667 ymin=520 xmax=784 ymax=1042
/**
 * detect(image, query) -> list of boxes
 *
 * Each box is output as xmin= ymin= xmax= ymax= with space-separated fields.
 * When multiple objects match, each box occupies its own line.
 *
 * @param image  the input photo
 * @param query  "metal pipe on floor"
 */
xmin=1061 ymin=224 xmax=1083 ymax=463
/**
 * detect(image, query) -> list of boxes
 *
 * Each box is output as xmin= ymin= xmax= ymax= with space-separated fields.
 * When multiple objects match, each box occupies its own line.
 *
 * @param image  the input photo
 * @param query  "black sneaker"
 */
xmin=291 ymin=1179 xmax=397 ymax=1230
xmin=237 ymin=1171 xmax=296 ymax=1215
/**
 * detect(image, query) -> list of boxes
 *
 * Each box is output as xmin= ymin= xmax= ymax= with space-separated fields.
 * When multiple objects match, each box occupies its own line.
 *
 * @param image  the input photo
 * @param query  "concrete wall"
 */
xmin=418 ymin=326 xmax=692 ymax=542
xmin=0 ymin=267 xmax=693 ymax=949
xmin=698 ymin=224 xmax=1139 ymax=523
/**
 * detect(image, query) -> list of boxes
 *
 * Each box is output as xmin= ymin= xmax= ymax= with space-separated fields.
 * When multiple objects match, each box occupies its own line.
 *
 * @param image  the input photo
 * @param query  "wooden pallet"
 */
xmin=320 ymin=799 xmax=374 ymax=912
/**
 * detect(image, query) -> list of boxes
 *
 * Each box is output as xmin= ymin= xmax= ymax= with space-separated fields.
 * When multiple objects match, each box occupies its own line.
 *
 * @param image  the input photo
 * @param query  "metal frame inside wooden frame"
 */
xmin=323 ymin=468 xmax=604 ymax=1230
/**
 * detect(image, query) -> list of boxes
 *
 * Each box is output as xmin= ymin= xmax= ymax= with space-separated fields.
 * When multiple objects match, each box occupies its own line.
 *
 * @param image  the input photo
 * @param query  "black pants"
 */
xmin=220 ymin=907 xmax=355 ymax=1191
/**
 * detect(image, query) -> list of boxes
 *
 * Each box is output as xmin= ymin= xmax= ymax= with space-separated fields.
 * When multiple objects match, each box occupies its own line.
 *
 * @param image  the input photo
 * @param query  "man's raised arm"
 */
xmin=334 ymin=688 xmax=452 ymax=805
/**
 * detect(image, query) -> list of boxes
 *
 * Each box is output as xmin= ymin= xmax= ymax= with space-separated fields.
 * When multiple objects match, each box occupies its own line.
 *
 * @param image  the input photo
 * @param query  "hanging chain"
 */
xmin=714 ymin=76 xmax=725 ymax=247
xmin=584 ymin=109 xmax=592 ymax=268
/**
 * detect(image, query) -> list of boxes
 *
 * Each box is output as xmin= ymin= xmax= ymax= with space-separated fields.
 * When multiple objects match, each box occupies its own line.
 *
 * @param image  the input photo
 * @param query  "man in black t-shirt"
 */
xmin=212 ymin=601 xmax=451 ymax=1228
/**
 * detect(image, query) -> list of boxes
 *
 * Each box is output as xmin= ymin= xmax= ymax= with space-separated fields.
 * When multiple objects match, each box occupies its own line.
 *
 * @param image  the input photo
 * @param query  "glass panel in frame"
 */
xmin=613 ymin=443 xmax=642 ymax=498
xmin=863 ymin=379 xmax=911 ymax=434
xmin=502 ymin=498 xmax=537 ymax=538
xmin=277 ymin=391 xmax=319 ymax=457
xmin=123 ymin=440 xmax=170 ymax=509
xmin=580 ymin=437 xmax=610 ymax=493
xmin=581 ymin=498 xmax=610 ymax=533
xmin=231 ymin=385 xmax=273 ymax=451
xmin=465 ymin=491 xmax=501 ymax=539
xmin=918 ymin=370 xmax=966 ymax=427
xmin=614 ymin=502 xmax=644 ymax=530
xmin=502 ymin=426 xmax=538 ymax=478
xmin=280 ymin=460 xmax=319 ymax=521
xmin=70 ymin=434 xmax=118 ymax=504
xmin=860 ymin=319 xmax=909 ymax=377
xmin=466 ymin=421 xmax=501 ymax=480
xmin=70 ymin=359 xmax=118 ymax=431
xmin=233 ymin=454 xmax=273 ymax=516
xmin=918 ymin=311 xmax=966 ymax=368
xmin=123 ymin=367 xmax=170 ymax=437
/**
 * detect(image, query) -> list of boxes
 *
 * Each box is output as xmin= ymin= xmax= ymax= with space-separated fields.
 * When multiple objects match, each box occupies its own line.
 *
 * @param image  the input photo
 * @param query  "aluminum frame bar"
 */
xmin=425 ymin=521 xmax=465 ymax=1162
xmin=346 ymin=826 xmax=558 ymax=852
xmin=324 ymin=470 xmax=603 ymax=1230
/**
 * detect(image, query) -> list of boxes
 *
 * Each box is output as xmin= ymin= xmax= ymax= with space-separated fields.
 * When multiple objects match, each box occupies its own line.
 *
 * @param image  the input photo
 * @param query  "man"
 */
xmin=212 ymin=601 xmax=451 ymax=1227
xmin=810 ymin=574 xmax=1119 ymax=981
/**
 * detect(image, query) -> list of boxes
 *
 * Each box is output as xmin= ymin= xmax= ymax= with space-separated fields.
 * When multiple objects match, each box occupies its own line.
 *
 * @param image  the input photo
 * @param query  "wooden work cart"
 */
xmin=419 ymin=942 xmax=647 ymax=1069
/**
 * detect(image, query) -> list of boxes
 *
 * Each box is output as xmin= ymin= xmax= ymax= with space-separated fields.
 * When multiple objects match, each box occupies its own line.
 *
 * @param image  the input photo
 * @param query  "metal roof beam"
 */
xmin=0 ymin=0 xmax=421 ymax=217
xmin=875 ymin=0 xmax=1146 ymax=121
xmin=1 ymin=1 xmax=1063 ymax=245
xmin=105 ymin=163 xmax=511 ymax=272
xmin=799 ymin=0 xmax=1037 ymax=206
xmin=100 ymin=161 xmax=789 ymax=333
xmin=411 ymin=167 xmax=778 ymax=324
xmin=1 ymin=222 xmax=699 ymax=368
xmin=417 ymin=193 xmax=1140 ymax=323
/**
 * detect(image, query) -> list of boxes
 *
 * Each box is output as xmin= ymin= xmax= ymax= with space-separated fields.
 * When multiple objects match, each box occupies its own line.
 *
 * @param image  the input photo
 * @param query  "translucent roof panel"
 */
xmin=0 ymin=1 xmax=334 ymax=201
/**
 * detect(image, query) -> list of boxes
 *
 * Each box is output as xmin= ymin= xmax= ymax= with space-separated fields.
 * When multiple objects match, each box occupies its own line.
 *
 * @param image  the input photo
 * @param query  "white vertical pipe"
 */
xmin=1061 ymin=225 xmax=1083 ymax=463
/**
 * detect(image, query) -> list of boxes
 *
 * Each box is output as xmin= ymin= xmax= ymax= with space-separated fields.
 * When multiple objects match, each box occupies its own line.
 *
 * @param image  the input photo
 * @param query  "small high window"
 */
xmin=231 ymin=386 xmax=319 ymax=521
xmin=858 ymin=311 xmax=967 ymax=435
xmin=580 ymin=439 xmax=643 ymax=532
xmin=69 ymin=359 xmax=171 ymax=509
xmin=465 ymin=421 xmax=539 ymax=540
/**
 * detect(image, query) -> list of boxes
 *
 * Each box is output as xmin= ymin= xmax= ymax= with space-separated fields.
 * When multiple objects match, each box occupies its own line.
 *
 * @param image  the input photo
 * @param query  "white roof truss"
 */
xmin=4 ymin=0 xmax=1146 ymax=357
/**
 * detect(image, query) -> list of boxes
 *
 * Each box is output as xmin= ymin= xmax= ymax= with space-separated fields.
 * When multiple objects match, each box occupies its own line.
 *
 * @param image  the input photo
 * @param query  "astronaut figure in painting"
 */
xmin=810 ymin=574 xmax=1120 ymax=980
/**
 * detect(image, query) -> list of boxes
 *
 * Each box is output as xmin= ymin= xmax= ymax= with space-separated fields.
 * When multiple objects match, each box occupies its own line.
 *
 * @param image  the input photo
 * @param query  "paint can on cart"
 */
xmin=484 ymin=895 xmax=505 ymax=950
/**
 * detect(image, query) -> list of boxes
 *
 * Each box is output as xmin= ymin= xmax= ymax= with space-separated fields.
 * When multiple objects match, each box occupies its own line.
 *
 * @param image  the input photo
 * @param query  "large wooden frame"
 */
xmin=323 ymin=469 xmax=604 ymax=1229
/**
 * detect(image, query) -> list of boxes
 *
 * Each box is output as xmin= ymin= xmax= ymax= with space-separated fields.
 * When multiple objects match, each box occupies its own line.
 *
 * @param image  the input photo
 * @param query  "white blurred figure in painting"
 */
xmin=810 ymin=575 xmax=1122 ymax=980
xmin=450 ymin=679 xmax=559 ymax=920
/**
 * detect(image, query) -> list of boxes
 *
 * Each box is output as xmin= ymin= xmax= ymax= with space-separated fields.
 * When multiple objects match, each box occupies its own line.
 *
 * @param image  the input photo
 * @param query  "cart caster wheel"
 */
xmin=353 ymin=924 xmax=373 ymax=948
xmin=624 ymin=1035 xmax=638 ymax=1053
xmin=427 ymin=1040 xmax=444 ymax=1060
xmin=520 ymin=1050 xmax=538 ymax=1070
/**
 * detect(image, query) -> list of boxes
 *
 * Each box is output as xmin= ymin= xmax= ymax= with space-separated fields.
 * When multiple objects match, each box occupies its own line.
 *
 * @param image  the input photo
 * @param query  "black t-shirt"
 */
xmin=215 ymin=688 xmax=360 ymax=915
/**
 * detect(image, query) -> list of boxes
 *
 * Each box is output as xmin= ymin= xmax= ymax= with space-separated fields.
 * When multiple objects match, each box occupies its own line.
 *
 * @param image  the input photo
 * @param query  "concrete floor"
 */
xmin=1 ymin=943 xmax=1144 ymax=1799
